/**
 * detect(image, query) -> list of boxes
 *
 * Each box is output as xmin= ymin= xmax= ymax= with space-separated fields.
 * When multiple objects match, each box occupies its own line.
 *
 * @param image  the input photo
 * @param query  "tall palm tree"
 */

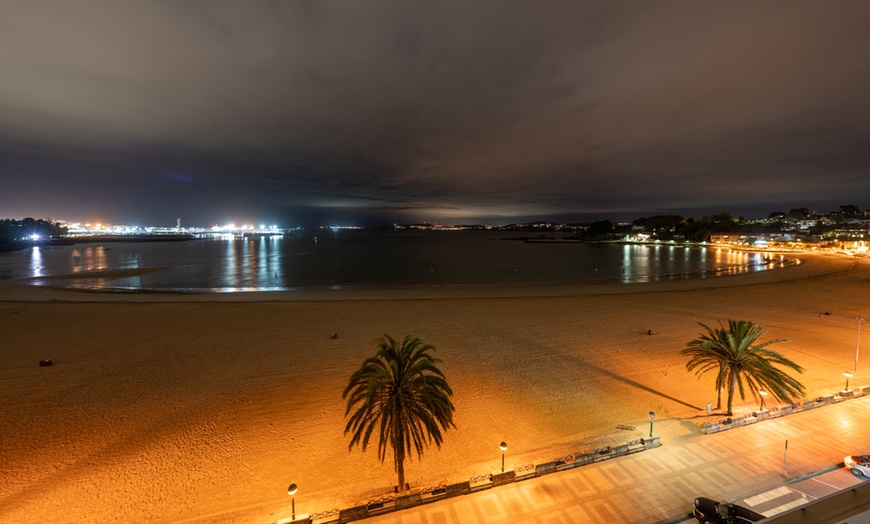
xmin=343 ymin=335 xmax=455 ymax=492
xmin=681 ymin=320 xmax=805 ymax=415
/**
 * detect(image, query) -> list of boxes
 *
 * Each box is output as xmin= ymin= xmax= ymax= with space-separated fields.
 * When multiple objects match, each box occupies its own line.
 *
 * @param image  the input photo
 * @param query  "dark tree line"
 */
xmin=0 ymin=218 xmax=67 ymax=246
xmin=577 ymin=203 xmax=868 ymax=241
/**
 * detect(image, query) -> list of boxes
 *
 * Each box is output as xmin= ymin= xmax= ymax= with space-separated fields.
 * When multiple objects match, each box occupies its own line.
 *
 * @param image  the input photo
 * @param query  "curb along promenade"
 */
xmin=278 ymin=390 xmax=870 ymax=524
xmin=699 ymin=385 xmax=870 ymax=434
xmin=280 ymin=437 xmax=663 ymax=524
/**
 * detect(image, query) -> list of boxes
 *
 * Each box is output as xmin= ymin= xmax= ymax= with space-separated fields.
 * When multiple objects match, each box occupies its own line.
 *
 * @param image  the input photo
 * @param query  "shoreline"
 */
xmin=0 ymin=241 xmax=822 ymax=302
xmin=0 ymin=249 xmax=840 ymax=304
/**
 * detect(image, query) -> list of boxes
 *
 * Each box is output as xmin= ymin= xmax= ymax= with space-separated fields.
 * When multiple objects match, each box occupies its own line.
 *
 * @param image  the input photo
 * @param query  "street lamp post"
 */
xmin=857 ymin=316 xmax=863 ymax=371
xmin=499 ymin=441 xmax=508 ymax=473
xmin=845 ymin=371 xmax=853 ymax=391
xmin=648 ymin=411 xmax=656 ymax=438
xmin=288 ymin=483 xmax=298 ymax=520
xmin=759 ymin=390 xmax=767 ymax=411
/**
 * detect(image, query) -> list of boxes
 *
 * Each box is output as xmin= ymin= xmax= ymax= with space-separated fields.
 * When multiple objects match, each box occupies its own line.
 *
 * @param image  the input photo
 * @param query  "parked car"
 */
xmin=845 ymin=454 xmax=870 ymax=478
xmin=692 ymin=497 xmax=766 ymax=523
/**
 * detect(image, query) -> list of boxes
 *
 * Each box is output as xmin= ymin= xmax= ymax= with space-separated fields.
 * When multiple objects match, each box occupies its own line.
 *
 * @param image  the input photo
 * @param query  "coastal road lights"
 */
xmin=499 ymin=441 xmax=508 ymax=473
xmin=648 ymin=411 xmax=656 ymax=438
xmin=759 ymin=390 xmax=767 ymax=411
xmin=287 ymin=483 xmax=298 ymax=520
xmin=845 ymin=372 xmax=853 ymax=391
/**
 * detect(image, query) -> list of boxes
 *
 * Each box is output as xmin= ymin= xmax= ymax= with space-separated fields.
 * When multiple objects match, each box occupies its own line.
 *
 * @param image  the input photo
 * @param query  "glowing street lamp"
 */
xmin=845 ymin=372 xmax=853 ymax=391
xmin=287 ymin=483 xmax=298 ymax=520
xmin=759 ymin=390 xmax=767 ymax=411
xmin=648 ymin=411 xmax=656 ymax=438
xmin=499 ymin=441 xmax=508 ymax=473
xmin=857 ymin=317 xmax=863 ymax=371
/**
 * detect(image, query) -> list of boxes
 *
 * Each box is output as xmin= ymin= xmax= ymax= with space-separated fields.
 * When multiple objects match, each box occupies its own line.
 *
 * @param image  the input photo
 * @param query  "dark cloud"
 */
xmin=2 ymin=1 xmax=870 ymax=226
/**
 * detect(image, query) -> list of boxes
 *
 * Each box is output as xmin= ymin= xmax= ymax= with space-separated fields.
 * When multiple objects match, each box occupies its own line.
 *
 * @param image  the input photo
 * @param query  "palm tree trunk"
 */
xmin=395 ymin=442 xmax=406 ymax=493
xmin=726 ymin=374 xmax=737 ymax=415
xmin=394 ymin=425 xmax=406 ymax=492
xmin=716 ymin=386 xmax=722 ymax=410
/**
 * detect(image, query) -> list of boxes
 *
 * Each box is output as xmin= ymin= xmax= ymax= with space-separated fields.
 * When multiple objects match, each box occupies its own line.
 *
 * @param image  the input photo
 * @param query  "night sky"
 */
xmin=2 ymin=1 xmax=870 ymax=228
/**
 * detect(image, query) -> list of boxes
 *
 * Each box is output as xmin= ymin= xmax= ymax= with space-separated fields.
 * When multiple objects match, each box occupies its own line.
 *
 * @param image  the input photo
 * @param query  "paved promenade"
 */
xmin=361 ymin=395 xmax=870 ymax=523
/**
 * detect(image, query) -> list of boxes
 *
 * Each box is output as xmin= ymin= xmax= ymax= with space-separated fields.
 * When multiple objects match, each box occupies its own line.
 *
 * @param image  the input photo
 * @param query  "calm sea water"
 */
xmin=0 ymin=230 xmax=789 ymax=292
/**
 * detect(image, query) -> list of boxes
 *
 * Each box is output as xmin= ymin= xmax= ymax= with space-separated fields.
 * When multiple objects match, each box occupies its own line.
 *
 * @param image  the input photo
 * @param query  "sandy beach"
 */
xmin=1 ymin=252 xmax=868 ymax=524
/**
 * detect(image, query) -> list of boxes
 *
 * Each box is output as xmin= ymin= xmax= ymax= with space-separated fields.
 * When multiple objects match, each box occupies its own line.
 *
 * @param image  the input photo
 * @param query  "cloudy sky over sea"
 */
xmin=2 ymin=1 xmax=870 ymax=227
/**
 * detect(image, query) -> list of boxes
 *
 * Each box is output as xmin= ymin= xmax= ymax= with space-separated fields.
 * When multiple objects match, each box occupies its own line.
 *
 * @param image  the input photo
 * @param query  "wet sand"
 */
xmin=1 ymin=252 xmax=868 ymax=523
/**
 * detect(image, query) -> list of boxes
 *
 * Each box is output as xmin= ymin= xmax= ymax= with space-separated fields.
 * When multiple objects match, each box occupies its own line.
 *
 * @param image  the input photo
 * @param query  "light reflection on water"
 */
xmin=29 ymin=247 xmax=43 ymax=277
xmin=618 ymin=243 xmax=788 ymax=284
xmin=0 ymin=231 xmax=794 ymax=293
xmin=69 ymin=246 xmax=110 ymax=273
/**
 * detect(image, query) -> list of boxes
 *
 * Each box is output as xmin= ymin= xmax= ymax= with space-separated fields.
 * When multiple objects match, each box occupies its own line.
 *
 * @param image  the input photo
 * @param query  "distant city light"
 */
xmin=66 ymin=221 xmax=285 ymax=237
xmin=320 ymin=225 xmax=364 ymax=231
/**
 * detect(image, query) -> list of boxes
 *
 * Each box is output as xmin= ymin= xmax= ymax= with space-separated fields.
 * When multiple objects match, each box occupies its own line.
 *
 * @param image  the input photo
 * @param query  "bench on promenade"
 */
xmin=491 ymin=471 xmax=515 ymax=487
xmin=445 ymin=481 xmax=470 ymax=498
xmin=338 ymin=505 xmax=368 ymax=523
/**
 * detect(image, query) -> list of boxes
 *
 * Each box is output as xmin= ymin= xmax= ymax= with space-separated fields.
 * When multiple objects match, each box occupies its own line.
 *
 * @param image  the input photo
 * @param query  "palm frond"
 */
xmin=682 ymin=319 xmax=805 ymax=414
xmin=342 ymin=334 xmax=456 ymax=488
